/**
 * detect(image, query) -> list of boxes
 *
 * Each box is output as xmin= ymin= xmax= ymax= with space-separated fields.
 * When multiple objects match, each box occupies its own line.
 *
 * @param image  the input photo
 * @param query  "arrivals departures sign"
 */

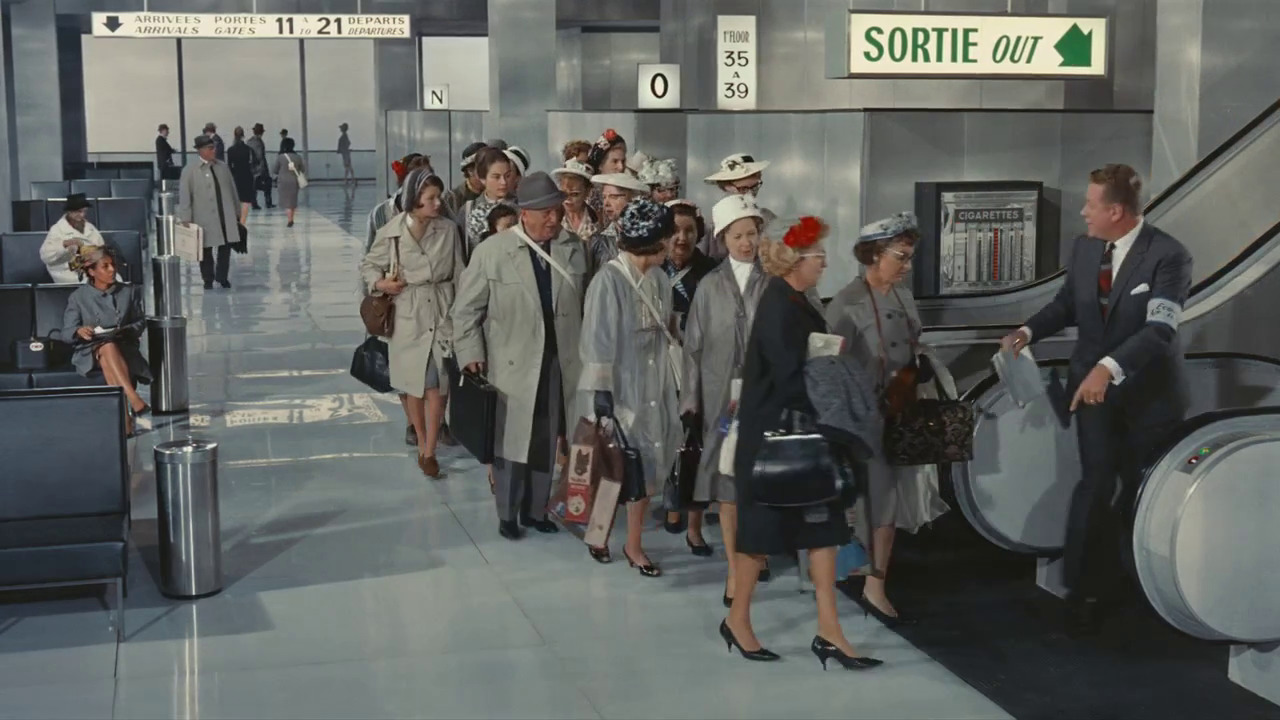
xmin=91 ymin=12 xmax=411 ymax=39
xmin=846 ymin=13 xmax=1108 ymax=78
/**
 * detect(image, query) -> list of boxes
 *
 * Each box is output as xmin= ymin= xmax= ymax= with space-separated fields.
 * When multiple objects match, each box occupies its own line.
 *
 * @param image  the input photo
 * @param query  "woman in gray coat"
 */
xmin=361 ymin=170 xmax=465 ymax=478
xmin=824 ymin=211 xmax=922 ymax=627
xmin=62 ymin=246 xmax=151 ymax=435
xmin=274 ymin=137 xmax=306 ymax=227
xmin=680 ymin=194 xmax=769 ymax=603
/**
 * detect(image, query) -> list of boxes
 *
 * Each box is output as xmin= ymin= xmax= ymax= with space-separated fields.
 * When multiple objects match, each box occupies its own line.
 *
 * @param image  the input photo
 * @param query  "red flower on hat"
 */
xmin=392 ymin=160 xmax=407 ymax=184
xmin=783 ymin=216 xmax=827 ymax=249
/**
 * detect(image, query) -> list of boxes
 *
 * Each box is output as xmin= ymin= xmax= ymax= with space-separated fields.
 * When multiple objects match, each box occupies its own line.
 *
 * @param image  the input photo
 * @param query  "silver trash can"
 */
xmin=152 ymin=256 xmax=182 ymax=318
xmin=147 ymin=316 xmax=188 ymax=414
xmin=154 ymin=440 xmax=222 ymax=599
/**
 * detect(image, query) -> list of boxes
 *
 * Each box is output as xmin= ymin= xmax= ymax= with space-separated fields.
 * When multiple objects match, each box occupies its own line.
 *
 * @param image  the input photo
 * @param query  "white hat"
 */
xmin=712 ymin=194 xmax=764 ymax=236
xmin=627 ymin=151 xmax=653 ymax=174
xmin=591 ymin=172 xmax=649 ymax=194
xmin=704 ymin=153 xmax=770 ymax=183
xmin=638 ymin=158 xmax=679 ymax=188
xmin=664 ymin=198 xmax=700 ymax=214
xmin=551 ymin=159 xmax=594 ymax=182
xmin=504 ymin=146 xmax=530 ymax=175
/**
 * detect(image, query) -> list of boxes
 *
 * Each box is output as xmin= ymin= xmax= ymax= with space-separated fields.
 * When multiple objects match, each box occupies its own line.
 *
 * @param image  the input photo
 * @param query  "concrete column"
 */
xmin=373 ymin=39 xmax=419 ymax=197
xmin=9 ymin=0 xmax=64 ymax=196
xmin=487 ymin=0 xmax=557 ymax=154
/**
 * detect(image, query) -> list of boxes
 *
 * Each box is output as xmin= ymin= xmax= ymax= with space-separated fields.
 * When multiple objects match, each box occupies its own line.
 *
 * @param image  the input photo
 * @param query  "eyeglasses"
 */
xmin=887 ymin=248 xmax=915 ymax=262
xmin=730 ymin=180 xmax=762 ymax=195
xmin=798 ymin=251 xmax=826 ymax=259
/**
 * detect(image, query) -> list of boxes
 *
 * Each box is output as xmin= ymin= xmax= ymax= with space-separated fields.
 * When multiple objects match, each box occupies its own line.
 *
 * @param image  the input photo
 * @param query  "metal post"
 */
xmin=147 ymin=316 xmax=188 ymax=413
xmin=152 ymin=256 xmax=182 ymax=318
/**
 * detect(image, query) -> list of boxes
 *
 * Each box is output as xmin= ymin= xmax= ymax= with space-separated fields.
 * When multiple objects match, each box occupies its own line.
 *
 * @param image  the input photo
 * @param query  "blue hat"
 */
xmin=617 ymin=198 xmax=674 ymax=251
xmin=858 ymin=212 xmax=918 ymax=244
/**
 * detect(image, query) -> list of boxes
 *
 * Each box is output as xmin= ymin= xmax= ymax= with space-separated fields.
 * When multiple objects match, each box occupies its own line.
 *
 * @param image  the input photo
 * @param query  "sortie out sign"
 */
xmin=846 ymin=13 xmax=1108 ymax=78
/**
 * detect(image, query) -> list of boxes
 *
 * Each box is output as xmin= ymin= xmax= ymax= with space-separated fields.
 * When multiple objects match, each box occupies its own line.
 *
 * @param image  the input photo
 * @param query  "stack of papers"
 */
xmin=991 ymin=346 xmax=1045 ymax=407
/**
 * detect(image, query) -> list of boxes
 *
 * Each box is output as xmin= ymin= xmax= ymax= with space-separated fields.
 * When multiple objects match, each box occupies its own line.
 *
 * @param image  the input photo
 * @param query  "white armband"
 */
xmin=1146 ymin=298 xmax=1182 ymax=330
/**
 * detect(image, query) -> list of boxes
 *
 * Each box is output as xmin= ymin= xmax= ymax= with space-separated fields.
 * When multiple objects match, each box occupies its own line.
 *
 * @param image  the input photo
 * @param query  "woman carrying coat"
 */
xmin=678 ymin=195 xmax=768 ymax=599
xmin=274 ymin=137 xmax=306 ymax=228
xmin=825 ymin=212 xmax=936 ymax=626
xmin=579 ymin=198 xmax=683 ymax=576
xmin=724 ymin=219 xmax=882 ymax=671
xmin=361 ymin=169 xmax=466 ymax=478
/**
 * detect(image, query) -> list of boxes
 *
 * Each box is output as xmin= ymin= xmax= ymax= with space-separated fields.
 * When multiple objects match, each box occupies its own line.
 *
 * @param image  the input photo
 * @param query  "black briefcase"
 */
xmin=12 ymin=338 xmax=50 ymax=370
xmin=445 ymin=356 xmax=497 ymax=464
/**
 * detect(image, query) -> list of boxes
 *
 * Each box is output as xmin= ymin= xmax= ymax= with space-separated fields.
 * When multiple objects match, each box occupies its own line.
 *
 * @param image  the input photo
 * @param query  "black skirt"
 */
xmin=734 ymin=487 xmax=850 ymax=556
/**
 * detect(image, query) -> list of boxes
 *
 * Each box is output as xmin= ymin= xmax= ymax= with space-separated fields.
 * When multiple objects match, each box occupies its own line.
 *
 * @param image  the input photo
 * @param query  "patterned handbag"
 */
xmin=867 ymin=282 xmax=974 ymax=466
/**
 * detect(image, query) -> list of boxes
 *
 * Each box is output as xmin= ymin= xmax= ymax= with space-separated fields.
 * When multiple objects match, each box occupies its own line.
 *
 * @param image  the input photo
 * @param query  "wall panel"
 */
xmin=10 ymin=0 xmax=63 ymax=191
xmin=182 ymin=39 xmax=302 ymax=152
xmin=81 ymin=37 xmax=181 ymax=153
xmin=304 ymin=40 xmax=376 ymax=151
xmin=420 ymin=36 xmax=491 ymax=111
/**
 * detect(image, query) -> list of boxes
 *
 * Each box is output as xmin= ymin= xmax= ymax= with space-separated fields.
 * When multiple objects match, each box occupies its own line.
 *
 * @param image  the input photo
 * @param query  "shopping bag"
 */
xmin=551 ymin=417 xmax=626 ymax=524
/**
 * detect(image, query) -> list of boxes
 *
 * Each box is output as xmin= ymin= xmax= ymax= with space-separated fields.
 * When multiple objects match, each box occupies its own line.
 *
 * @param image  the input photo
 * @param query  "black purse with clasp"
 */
xmin=751 ymin=411 xmax=854 ymax=508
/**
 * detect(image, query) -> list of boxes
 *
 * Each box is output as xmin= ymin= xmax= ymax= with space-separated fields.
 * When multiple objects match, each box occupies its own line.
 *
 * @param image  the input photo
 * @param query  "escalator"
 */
xmin=919 ymin=97 xmax=1280 ymax=393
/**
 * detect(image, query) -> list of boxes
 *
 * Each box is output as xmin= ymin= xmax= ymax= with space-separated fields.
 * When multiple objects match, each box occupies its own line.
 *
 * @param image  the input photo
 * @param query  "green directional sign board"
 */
xmin=846 ymin=12 xmax=1108 ymax=78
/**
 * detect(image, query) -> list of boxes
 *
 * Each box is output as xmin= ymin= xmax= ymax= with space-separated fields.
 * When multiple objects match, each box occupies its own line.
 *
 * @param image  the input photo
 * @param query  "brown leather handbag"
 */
xmin=360 ymin=238 xmax=399 ymax=337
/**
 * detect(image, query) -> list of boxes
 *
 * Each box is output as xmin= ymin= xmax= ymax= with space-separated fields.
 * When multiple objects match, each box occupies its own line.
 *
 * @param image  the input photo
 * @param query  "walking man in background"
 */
xmin=247 ymin=123 xmax=273 ymax=209
xmin=178 ymin=135 xmax=240 ymax=290
xmin=338 ymin=123 xmax=355 ymax=186
xmin=203 ymin=122 xmax=226 ymax=161
xmin=155 ymin=124 xmax=175 ymax=179
xmin=1002 ymin=164 xmax=1192 ymax=636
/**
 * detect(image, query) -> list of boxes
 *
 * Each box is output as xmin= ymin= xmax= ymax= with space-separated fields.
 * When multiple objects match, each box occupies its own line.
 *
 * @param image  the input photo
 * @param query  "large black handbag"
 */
xmin=444 ymin=356 xmax=497 ymax=464
xmin=350 ymin=336 xmax=393 ymax=393
xmin=612 ymin=423 xmax=647 ymax=505
xmin=664 ymin=425 xmax=701 ymax=511
xmin=751 ymin=412 xmax=852 ymax=508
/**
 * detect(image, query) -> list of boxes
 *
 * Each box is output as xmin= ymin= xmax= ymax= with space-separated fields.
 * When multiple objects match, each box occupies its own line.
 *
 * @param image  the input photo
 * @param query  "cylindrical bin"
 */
xmin=147 ymin=316 xmax=189 ymax=414
xmin=154 ymin=440 xmax=222 ymax=599
xmin=152 ymin=256 xmax=182 ymax=318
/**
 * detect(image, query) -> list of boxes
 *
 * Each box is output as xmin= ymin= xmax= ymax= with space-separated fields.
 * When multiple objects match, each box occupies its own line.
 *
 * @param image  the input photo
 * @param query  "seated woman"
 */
xmin=62 ymin=246 xmax=151 ymax=433
xmin=40 ymin=194 xmax=104 ymax=283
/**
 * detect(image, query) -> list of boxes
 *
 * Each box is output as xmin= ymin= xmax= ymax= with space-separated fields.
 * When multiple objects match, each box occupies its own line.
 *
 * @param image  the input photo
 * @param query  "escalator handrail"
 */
xmin=959 ymin=351 xmax=1280 ymax=406
xmin=916 ymin=96 xmax=1280 ymax=303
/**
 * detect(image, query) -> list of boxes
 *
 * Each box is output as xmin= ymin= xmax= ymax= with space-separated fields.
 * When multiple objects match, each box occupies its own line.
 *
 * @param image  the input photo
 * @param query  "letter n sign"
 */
xmin=423 ymin=85 xmax=450 ymax=110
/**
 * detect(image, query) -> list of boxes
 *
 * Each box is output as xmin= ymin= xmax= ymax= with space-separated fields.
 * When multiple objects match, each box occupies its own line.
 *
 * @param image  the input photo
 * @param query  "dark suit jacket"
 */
xmin=155 ymin=135 xmax=175 ymax=167
xmin=1025 ymin=223 xmax=1193 ymax=427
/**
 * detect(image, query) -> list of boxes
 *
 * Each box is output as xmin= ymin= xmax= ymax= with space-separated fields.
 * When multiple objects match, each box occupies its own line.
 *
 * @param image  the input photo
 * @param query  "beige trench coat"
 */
xmin=450 ymin=224 xmax=588 ymax=464
xmin=361 ymin=213 xmax=465 ymax=397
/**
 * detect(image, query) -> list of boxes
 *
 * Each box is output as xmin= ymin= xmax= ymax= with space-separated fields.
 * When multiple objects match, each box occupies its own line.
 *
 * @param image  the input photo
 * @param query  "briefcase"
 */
xmin=12 ymin=338 xmax=50 ymax=370
xmin=445 ymin=356 xmax=497 ymax=464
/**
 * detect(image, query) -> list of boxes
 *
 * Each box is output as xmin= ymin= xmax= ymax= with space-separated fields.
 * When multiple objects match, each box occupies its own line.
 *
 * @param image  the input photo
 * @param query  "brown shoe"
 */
xmin=418 ymin=454 xmax=441 ymax=478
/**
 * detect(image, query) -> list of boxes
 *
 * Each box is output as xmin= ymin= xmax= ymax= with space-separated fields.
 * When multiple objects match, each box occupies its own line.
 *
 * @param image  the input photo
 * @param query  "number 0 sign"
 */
xmin=717 ymin=15 xmax=757 ymax=110
xmin=637 ymin=64 xmax=681 ymax=110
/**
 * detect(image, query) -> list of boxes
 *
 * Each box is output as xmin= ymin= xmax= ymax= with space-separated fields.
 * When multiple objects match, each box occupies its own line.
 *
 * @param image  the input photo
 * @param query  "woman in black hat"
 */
xmin=578 ymin=198 xmax=683 ymax=575
xmin=39 ymin=194 xmax=105 ymax=284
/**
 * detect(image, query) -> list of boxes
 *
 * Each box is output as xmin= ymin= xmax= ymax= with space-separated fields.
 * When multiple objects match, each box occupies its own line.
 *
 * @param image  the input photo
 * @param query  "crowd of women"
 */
xmin=358 ymin=129 xmax=951 ymax=671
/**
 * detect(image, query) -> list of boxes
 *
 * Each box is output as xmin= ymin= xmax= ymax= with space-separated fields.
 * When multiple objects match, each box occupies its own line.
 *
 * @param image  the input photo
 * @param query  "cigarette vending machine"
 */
xmin=913 ymin=181 xmax=1054 ymax=297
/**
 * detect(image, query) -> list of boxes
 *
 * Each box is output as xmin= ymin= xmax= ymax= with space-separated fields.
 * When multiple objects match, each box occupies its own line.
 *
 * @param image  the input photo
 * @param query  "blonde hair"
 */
xmin=759 ymin=237 xmax=803 ymax=277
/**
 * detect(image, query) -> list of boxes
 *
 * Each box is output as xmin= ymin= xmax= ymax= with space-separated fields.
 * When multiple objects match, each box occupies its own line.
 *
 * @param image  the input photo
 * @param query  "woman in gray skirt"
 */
xmin=824 ymin=211 xmax=923 ymax=626
xmin=362 ymin=169 xmax=466 ymax=478
xmin=274 ymin=137 xmax=306 ymax=227
xmin=62 ymin=246 xmax=152 ymax=435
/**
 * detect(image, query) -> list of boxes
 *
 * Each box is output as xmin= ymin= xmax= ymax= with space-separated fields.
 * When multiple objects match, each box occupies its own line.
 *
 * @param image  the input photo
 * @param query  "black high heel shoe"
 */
xmin=856 ymin=594 xmax=917 ymax=627
xmin=687 ymin=535 xmax=713 ymax=557
xmin=719 ymin=620 xmax=780 ymax=662
xmin=588 ymin=546 xmax=612 ymax=564
xmin=758 ymin=562 xmax=772 ymax=583
xmin=623 ymin=549 xmax=662 ymax=577
xmin=810 ymin=636 xmax=883 ymax=671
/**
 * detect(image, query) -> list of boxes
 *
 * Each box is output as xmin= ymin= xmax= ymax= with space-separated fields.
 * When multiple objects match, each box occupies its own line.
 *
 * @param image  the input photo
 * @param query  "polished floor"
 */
xmin=0 ymin=186 xmax=1008 ymax=720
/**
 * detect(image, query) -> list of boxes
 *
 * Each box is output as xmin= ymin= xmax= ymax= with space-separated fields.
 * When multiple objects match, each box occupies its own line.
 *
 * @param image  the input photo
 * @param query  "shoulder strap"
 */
xmin=609 ymin=257 xmax=678 ymax=347
xmin=521 ymin=233 xmax=575 ymax=286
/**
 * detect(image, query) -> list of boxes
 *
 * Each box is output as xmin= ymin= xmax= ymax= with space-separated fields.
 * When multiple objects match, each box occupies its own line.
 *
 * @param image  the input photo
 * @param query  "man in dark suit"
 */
xmin=1002 ymin=164 xmax=1193 ymax=634
xmin=155 ymin=124 xmax=175 ymax=176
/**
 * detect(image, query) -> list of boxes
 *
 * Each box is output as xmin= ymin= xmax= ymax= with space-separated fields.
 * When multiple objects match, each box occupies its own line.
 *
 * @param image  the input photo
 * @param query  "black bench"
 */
xmin=0 ymin=231 xmax=144 ymax=285
xmin=30 ymin=181 xmax=71 ymax=200
xmin=0 ymin=386 xmax=130 ymax=642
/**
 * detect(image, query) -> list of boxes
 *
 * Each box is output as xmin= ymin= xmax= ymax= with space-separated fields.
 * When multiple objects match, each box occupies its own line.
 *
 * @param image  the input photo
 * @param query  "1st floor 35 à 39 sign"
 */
xmin=846 ymin=12 xmax=1109 ymax=79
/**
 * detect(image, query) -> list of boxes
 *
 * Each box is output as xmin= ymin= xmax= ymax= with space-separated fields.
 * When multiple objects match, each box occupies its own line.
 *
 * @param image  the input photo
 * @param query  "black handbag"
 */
xmin=751 ymin=412 xmax=851 ymax=508
xmin=444 ymin=356 xmax=497 ymax=464
xmin=612 ymin=423 xmax=647 ymax=505
xmin=12 ymin=338 xmax=50 ymax=370
xmin=663 ymin=425 xmax=701 ymax=511
xmin=350 ymin=336 xmax=393 ymax=393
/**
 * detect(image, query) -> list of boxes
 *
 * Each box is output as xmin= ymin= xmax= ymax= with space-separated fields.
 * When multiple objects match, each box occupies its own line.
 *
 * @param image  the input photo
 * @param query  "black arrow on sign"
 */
xmin=102 ymin=15 xmax=123 ymax=33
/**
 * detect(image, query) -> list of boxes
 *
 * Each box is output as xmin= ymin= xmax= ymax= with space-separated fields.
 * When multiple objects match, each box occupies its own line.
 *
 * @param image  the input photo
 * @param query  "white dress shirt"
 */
xmin=1020 ymin=218 xmax=1145 ymax=385
xmin=728 ymin=256 xmax=753 ymax=294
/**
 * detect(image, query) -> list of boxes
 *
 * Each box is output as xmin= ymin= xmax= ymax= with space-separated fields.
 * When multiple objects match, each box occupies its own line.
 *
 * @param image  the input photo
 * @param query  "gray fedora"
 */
xmin=516 ymin=171 xmax=565 ymax=210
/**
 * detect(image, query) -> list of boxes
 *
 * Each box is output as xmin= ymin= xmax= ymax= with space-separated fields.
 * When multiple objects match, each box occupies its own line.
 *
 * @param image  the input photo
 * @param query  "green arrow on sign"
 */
xmin=1054 ymin=23 xmax=1093 ymax=67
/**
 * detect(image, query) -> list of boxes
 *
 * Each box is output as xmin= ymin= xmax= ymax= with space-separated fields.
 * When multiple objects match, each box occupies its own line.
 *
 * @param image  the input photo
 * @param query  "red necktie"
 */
xmin=1098 ymin=242 xmax=1115 ymax=318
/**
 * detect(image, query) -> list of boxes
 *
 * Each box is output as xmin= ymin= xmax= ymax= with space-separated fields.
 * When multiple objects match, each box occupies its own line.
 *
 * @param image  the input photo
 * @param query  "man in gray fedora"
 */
xmin=177 ymin=135 xmax=240 ymax=289
xmin=452 ymin=172 xmax=589 ymax=540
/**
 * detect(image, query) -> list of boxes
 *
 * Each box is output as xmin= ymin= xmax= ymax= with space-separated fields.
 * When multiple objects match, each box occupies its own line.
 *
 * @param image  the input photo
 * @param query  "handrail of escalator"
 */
xmin=959 ymin=351 xmax=1280 ymax=406
xmin=915 ymin=96 xmax=1280 ymax=304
